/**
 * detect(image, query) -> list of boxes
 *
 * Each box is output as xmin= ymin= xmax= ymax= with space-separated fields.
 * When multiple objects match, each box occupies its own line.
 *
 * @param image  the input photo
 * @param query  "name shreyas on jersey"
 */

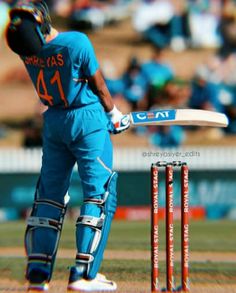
xmin=22 ymin=54 xmax=65 ymax=68
xmin=132 ymin=110 xmax=176 ymax=123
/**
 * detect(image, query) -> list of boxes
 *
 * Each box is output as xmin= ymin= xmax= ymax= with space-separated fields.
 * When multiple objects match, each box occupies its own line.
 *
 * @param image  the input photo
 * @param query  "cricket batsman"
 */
xmin=5 ymin=0 xmax=130 ymax=291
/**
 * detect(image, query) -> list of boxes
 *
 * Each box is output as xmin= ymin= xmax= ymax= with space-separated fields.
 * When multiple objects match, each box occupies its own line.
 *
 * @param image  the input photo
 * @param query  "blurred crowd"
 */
xmin=1 ymin=0 xmax=236 ymax=148
xmin=2 ymin=0 xmax=236 ymax=50
xmin=105 ymin=45 xmax=236 ymax=148
xmin=105 ymin=0 xmax=236 ymax=147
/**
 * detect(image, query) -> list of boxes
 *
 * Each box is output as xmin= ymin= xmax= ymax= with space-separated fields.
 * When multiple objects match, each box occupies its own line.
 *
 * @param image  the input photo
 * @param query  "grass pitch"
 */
xmin=0 ymin=219 xmax=236 ymax=290
xmin=1 ymin=219 xmax=236 ymax=251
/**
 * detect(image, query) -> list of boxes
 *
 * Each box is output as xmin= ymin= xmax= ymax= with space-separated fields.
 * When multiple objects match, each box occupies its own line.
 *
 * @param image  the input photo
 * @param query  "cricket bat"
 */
xmin=129 ymin=109 xmax=228 ymax=127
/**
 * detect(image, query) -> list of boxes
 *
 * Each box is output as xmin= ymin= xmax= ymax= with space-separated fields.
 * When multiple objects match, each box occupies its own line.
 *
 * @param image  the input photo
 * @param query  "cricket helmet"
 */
xmin=5 ymin=0 xmax=51 ymax=56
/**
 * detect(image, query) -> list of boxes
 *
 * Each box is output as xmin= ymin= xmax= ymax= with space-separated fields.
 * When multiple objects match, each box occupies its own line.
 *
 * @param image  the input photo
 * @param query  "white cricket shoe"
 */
xmin=67 ymin=273 xmax=117 ymax=292
xmin=27 ymin=282 xmax=49 ymax=291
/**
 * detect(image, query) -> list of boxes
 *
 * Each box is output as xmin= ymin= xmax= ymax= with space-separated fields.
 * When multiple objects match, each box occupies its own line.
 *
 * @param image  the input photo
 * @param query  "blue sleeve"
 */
xmin=81 ymin=35 xmax=99 ymax=77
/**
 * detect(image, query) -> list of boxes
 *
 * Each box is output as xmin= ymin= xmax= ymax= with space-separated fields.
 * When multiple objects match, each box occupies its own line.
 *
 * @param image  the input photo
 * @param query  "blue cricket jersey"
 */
xmin=21 ymin=31 xmax=100 ymax=108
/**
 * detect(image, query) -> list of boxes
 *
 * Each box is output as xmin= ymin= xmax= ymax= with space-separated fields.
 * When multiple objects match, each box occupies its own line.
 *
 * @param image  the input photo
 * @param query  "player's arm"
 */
xmin=88 ymin=69 xmax=114 ymax=112
xmin=88 ymin=69 xmax=130 ymax=133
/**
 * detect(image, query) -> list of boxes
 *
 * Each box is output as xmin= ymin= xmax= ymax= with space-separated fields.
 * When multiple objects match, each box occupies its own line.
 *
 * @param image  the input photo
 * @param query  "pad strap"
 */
xmin=76 ymin=215 xmax=105 ymax=229
xmin=28 ymin=253 xmax=52 ymax=265
xmin=28 ymin=199 xmax=66 ymax=231
xmin=84 ymin=191 xmax=109 ymax=206
xmin=33 ymin=199 xmax=66 ymax=211
xmin=27 ymin=216 xmax=62 ymax=231
xmin=76 ymin=253 xmax=94 ymax=264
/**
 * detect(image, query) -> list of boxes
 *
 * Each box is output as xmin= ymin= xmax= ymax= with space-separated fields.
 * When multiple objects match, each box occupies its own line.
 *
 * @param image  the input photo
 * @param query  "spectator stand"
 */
xmin=69 ymin=0 xmax=135 ymax=31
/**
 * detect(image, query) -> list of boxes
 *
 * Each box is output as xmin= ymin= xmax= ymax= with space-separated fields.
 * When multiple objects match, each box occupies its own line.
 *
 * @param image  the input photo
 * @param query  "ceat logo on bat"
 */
xmin=147 ymin=112 xmax=155 ymax=119
xmin=133 ymin=109 xmax=176 ymax=123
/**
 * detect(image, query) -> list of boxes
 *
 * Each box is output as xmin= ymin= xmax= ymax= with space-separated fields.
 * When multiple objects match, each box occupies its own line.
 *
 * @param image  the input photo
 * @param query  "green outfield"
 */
xmin=1 ymin=219 xmax=236 ymax=251
xmin=0 ymin=219 xmax=236 ymax=292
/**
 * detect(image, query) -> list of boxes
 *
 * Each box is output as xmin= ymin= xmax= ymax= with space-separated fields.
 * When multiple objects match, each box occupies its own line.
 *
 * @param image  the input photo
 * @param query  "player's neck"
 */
xmin=45 ymin=28 xmax=59 ymax=43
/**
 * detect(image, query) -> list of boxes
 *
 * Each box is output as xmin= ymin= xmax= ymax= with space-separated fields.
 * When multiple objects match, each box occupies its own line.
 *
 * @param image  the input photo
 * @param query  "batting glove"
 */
xmin=107 ymin=106 xmax=130 ymax=134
